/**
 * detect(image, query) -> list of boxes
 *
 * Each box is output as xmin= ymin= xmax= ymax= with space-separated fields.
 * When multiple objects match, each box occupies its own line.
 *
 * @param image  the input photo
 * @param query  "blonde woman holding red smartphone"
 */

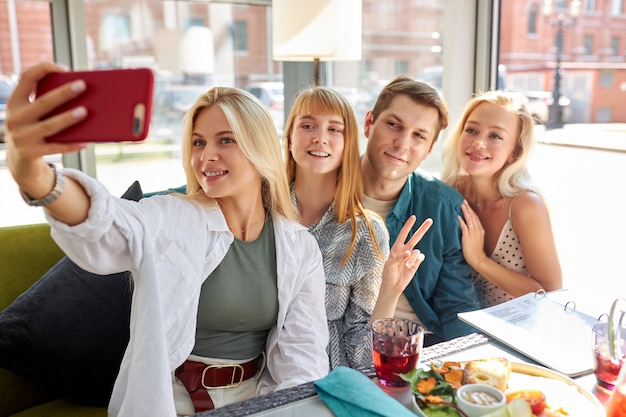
xmin=5 ymin=62 xmax=329 ymax=417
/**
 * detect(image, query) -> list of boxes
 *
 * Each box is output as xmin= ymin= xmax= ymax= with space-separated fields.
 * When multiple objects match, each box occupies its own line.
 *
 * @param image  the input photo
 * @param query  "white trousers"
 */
xmin=173 ymin=353 xmax=266 ymax=416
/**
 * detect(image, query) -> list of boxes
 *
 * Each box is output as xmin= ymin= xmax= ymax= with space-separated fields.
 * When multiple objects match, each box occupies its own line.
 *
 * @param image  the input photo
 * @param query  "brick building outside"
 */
xmin=0 ymin=0 xmax=624 ymax=122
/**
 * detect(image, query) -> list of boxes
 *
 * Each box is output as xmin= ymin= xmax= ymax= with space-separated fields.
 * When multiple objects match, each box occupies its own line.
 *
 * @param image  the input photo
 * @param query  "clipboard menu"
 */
xmin=458 ymin=290 xmax=601 ymax=377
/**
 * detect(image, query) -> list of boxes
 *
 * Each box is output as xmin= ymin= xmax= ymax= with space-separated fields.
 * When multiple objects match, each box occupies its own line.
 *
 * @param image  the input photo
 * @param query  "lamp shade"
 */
xmin=272 ymin=0 xmax=361 ymax=62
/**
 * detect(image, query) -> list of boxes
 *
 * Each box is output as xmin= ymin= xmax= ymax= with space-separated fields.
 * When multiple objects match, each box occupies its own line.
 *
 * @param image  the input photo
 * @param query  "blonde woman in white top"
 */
xmin=5 ymin=63 xmax=329 ymax=416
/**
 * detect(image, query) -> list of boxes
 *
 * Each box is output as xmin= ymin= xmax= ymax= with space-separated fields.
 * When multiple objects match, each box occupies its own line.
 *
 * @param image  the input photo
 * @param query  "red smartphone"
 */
xmin=36 ymin=68 xmax=154 ymax=143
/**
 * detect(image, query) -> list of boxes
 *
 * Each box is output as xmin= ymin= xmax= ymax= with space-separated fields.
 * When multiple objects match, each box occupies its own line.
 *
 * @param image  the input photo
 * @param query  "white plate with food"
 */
xmin=407 ymin=358 xmax=604 ymax=417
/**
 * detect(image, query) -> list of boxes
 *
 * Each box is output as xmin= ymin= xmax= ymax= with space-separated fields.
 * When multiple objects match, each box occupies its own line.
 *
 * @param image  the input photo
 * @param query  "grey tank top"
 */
xmin=193 ymin=214 xmax=278 ymax=359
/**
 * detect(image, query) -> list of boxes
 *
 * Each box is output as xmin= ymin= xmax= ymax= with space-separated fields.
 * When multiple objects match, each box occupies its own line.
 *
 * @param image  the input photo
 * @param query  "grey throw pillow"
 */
xmin=0 ymin=180 xmax=142 ymax=406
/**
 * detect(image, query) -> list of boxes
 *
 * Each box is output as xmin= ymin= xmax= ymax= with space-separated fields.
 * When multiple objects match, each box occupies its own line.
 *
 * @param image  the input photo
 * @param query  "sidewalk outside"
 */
xmin=536 ymin=123 xmax=626 ymax=153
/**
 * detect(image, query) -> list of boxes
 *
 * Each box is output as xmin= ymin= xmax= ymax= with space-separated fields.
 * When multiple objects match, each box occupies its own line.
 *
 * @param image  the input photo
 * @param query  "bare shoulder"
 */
xmin=510 ymin=191 xmax=552 ymax=230
xmin=510 ymin=191 xmax=547 ymax=214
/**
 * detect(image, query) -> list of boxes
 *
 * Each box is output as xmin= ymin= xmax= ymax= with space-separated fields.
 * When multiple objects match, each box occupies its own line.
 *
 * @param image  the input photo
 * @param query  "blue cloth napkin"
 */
xmin=313 ymin=366 xmax=416 ymax=417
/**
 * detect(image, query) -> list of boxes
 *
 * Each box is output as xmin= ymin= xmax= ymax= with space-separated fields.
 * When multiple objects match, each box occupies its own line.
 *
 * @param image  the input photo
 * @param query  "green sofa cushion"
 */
xmin=0 ymin=223 xmax=64 ymax=311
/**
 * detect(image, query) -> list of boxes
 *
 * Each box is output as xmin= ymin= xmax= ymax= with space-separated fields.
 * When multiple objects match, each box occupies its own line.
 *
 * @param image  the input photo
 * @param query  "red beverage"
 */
xmin=606 ymin=385 xmax=626 ymax=417
xmin=592 ymin=321 xmax=626 ymax=391
xmin=371 ymin=318 xmax=423 ymax=387
xmin=372 ymin=346 xmax=419 ymax=387
xmin=594 ymin=350 xmax=623 ymax=390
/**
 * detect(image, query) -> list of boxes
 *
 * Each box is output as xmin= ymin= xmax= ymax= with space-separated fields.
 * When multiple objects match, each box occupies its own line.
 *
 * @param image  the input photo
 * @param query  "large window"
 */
xmin=611 ymin=0 xmax=623 ymax=15
xmin=3 ymin=0 xmax=623 ymax=302
xmin=528 ymin=4 xmax=538 ymax=35
xmin=584 ymin=0 xmax=596 ymax=13
xmin=584 ymin=34 xmax=594 ymax=56
xmin=611 ymin=36 xmax=620 ymax=57
xmin=500 ymin=0 xmax=626 ymax=311
xmin=1 ymin=0 xmax=458 ymax=227
xmin=232 ymin=20 xmax=248 ymax=52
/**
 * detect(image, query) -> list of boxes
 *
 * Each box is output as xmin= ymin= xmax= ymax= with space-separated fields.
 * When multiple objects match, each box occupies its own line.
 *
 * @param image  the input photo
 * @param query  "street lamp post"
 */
xmin=543 ymin=0 xmax=580 ymax=130
xmin=549 ymin=15 xmax=565 ymax=129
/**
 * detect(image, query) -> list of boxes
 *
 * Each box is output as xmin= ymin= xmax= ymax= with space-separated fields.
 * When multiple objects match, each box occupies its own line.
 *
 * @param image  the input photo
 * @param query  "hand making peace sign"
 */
xmin=371 ymin=215 xmax=433 ymax=323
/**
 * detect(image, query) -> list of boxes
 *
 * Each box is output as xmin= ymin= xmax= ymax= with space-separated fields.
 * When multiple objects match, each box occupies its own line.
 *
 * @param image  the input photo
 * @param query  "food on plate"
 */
xmin=456 ymin=384 xmax=506 ymax=417
xmin=401 ymin=358 xmax=578 ymax=417
xmin=465 ymin=357 xmax=512 ymax=392
xmin=460 ymin=389 xmax=501 ymax=405
xmin=401 ymin=360 xmax=467 ymax=415
xmin=430 ymin=361 xmax=467 ymax=389
xmin=480 ymin=398 xmax=532 ymax=417
xmin=506 ymin=390 xmax=546 ymax=415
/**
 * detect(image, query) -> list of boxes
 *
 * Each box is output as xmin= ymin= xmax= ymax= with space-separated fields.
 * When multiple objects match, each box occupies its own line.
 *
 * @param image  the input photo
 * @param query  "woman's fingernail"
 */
xmin=72 ymin=106 xmax=87 ymax=118
xmin=71 ymin=80 xmax=86 ymax=93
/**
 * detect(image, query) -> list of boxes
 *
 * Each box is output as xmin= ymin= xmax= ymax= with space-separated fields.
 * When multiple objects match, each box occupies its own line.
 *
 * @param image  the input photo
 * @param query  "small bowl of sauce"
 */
xmin=456 ymin=384 xmax=506 ymax=417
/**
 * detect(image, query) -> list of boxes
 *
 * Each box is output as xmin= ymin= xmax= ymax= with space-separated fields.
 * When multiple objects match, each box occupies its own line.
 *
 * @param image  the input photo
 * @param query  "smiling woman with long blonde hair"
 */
xmin=441 ymin=91 xmax=562 ymax=308
xmin=283 ymin=85 xmax=389 ymax=370
xmin=4 ymin=62 xmax=329 ymax=417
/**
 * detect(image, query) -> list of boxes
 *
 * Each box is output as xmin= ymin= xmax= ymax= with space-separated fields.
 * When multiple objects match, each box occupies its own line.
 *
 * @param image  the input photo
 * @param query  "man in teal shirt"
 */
xmin=361 ymin=76 xmax=479 ymax=344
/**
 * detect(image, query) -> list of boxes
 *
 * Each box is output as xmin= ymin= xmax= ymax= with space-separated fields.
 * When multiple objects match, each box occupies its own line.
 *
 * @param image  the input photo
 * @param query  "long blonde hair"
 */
xmin=441 ymin=90 xmax=540 ymax=197
xmin=181 ymin=86 xmax=296 ymax=220
xmin=283 ymin=86 xmax=383 ymax=264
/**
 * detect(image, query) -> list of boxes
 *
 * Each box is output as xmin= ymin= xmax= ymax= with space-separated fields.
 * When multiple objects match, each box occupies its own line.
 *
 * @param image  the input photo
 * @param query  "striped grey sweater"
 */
xmin=292 ymin=190 xmax=390 ymax=369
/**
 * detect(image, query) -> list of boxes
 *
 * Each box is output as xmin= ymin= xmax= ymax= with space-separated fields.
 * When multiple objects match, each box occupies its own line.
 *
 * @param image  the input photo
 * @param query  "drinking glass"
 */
xmin=371 ymin=318 xmax=423 ymax=387
xmin=604 ymin=299 xmax=626 ymax=416
xmin=592 ymin=321 xmax=625 ymax=390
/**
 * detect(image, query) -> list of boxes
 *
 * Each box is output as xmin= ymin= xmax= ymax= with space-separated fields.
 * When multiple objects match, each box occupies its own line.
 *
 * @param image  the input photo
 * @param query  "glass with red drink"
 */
xmin=371 ymin=318 xmax=423 ymax=387
xmin=592 ymin=321 xmax=626 ymax=390
xmin=606 ymin=299 xmax=626 ymax=415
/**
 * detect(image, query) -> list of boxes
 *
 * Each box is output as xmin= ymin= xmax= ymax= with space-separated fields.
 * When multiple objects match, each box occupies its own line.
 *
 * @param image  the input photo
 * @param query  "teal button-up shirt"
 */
xmin=386 ymin=170 xmax=479 ymax=340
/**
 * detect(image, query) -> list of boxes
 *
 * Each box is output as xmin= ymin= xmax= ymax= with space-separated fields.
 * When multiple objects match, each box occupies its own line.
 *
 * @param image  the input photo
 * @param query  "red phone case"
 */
xmin=37 ymin=68 xmax=154 ymax=143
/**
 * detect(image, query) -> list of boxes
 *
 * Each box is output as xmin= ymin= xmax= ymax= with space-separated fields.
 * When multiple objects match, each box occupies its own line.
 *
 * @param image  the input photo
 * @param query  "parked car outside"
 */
xmin=334 ymin=86 xmax=371 ymax=113
xmin=524 ymin=90 xmax=571 ymax=125
xmin=245 ymin=82 xmax=284 ymax=136
xmin=0 ymin=75 xmax=16 ymax=143
xmin=333 ymin=86 xmax=372 ymax=130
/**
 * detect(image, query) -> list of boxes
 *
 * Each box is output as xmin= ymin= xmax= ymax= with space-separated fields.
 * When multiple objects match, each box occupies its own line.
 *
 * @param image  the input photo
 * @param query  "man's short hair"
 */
xmin=371 ymin=76 xmax=449 ymax=142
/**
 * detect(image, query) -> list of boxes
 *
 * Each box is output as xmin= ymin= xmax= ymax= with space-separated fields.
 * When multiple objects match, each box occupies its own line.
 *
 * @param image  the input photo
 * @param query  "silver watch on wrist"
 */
xmin=19 ymin=163 xmax=66 ymax=207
